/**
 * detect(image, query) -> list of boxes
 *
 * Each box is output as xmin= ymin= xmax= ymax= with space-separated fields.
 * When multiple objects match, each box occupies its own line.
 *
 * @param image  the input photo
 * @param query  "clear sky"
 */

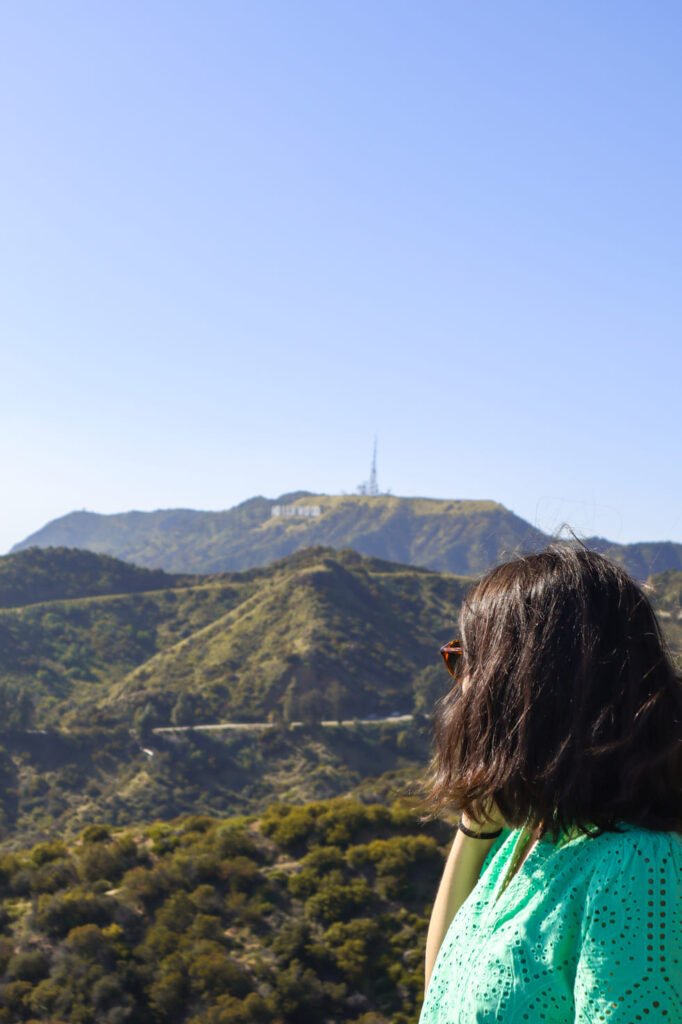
xmin=2 ymin=0 xmax=681 ymax=554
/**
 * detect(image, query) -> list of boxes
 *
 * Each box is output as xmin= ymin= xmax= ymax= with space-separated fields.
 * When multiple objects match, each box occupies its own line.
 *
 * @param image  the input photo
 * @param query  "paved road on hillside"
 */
xmin=152 ymin=714 xmax=414 ymax=734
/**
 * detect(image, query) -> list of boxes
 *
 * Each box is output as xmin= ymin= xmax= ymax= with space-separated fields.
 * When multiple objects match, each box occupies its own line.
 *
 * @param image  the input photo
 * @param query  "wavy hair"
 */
xmin=418 ymin=542 xmax=682 ymax=842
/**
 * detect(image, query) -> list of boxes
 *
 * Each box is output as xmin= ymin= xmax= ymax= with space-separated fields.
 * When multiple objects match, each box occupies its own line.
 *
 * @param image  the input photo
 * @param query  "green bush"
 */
xmin=34 ymin=889 xmax=116 ymax=937
xmin=77 ymin=835 xmax=139 ymax=885
xmin=0 ymin=791 xmax=444 ymax=1024
xmin=189 ymin=883 xmax=222 ymax=914
xmin=33 ymin=856 xmax=78 ymax=893
xmin=121 ymin=864 xmax=170 ymax=907
xmin=148 ymin=952 xmax=189 ymax=1020
xmin=30 ymin=839 xmax=69 ymax=865
xmin=6 ymin=948 xmax=50 ymax=983
xmin=304 ymin=876 xmax=375 ymax=925
xmin=187 ymin=992 xmax=273 ymax=1024
xmin=187 ymin=940 xmax=252 ymax=997
xmin=81 ymin=823 xmax=112 ymax=844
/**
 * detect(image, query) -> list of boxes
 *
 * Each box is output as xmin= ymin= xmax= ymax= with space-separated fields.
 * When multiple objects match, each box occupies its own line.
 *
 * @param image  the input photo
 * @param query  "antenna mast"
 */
xmin=369 ymin=437 xmax=379 ymax=496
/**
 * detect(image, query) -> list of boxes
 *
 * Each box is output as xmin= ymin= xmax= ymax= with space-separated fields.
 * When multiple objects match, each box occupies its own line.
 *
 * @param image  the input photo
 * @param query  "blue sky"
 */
xmin=2 ymin=0 xmax=681 ymax=554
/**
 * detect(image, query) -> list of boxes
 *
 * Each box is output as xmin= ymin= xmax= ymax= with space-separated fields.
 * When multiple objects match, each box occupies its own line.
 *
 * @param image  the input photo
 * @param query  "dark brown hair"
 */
xmin=419 ymin=542 xmax=682 ymax=842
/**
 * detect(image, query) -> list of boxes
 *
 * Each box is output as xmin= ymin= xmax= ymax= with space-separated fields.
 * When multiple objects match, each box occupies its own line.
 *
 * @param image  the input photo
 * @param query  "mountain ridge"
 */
xmin=11 ymin=492 xmax=682 ymax=580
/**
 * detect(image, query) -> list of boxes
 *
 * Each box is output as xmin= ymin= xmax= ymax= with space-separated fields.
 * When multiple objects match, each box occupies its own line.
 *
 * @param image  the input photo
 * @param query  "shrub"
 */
xmin=268 ymin=918 xmax=313 ymax=962
xmin=121 ymin=864 xmax=170 ymax=907
xmin=0 ymin=980 xmax=32 ymax=1015
xmin=324 ymin=918 xmax=383 ymax=985
xmin=33 ymin=857 xmax=78 ymax=893
xmin=187 ymin=940 xmax=252 ymax=997
xmin=260 ymin=805 xmax=316 ymax=852
xmin=148 ymin=952 xmax=189 ymax=1020
xmin=31 ymin=840 xmax=69 ymax=866
xmin=213 ymin=825 xmax=259 ymax=861
xmin=77 ymin=836 xmax=139 ymax=885
xmin=34 ymin=890 xmax=115 ymax=938
xmin=156 ymin=892 xmax=196 ymax=933
xmin=64 ymin=924 xmax=115 ymax=967
xmin=6 ymin=949 xmax=50 ymax=983
xmin=81 ymin=824 xmax=112 ymax=844
xmin=27 ymin=976 xmax=61 ymax=1016
xmin=188 ymin=992 xmax=273 ymax=1024
xmin=189 ymin=884 xmax=222 ymax=914
xmin=304 ymin=877 xmax=374 ymax=925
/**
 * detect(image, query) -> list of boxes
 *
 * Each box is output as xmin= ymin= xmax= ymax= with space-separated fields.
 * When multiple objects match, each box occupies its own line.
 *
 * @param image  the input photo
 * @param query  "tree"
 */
xmin=327 ymin=680 xmax=346 ymax=723
xmin=132 ymin=703 xmax=157 ymax=742
xmin=412 ymin=664 xmax=449 ymax=716
xmin=0 ymin=683 xmax=34 ymax=732
xmin=282 ymin=680 xmax=299 ymax=724
xmin=171 ymin=693 xmax=196 ymax=727
xmin=297 ymin=691 xmax=325 ymax=725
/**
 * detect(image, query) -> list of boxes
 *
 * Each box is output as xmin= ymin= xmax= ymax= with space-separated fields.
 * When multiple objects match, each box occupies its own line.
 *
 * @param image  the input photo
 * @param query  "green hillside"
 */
xmin=0 ymin=546 xmax=462 ymax=847
xmin=11 ymin=492 xmax=682 ymax=579
xmin=0 ymin=721 xmax=434 ymax=853
xmin=0 ymin=546 xmax=468 ymax=730
xmin=106 ymin=551 xmax=469 ymax=726
xmin=10 ymin=494 xmax=545 ymax=575
xmin=0 ymin=547 xmax=678 ymax=853
xmin=0 ymin=795 xmax=455 ymax=1024
xmin=0 ymin=546 xmax=192 ymax=609
xmin=646 ymin=569 xmax=682 ymax=660
xmin=0 ymin=572 xmax=253 ymax=731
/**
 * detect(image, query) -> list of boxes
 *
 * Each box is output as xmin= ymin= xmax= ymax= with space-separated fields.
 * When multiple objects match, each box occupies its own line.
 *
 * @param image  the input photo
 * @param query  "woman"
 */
xmin=418 ymin=543 xmax=682 ymax=1022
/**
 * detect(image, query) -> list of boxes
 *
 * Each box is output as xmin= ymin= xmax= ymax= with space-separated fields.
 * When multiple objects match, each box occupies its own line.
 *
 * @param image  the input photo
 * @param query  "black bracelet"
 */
xmin=458 ymin=821 xmax=503 ymax=840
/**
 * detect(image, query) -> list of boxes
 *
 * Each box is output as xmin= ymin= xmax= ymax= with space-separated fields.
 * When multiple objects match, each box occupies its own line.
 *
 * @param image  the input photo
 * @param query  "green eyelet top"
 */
xmin=419 ymin=822 xmax=682 ymax=1022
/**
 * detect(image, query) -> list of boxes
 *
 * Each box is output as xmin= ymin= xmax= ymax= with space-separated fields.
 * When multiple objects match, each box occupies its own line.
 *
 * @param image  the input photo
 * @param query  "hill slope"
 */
xmin=0 ymin=547 xmax=678 ymax=850
xmin=0 ymin=546 xmax=192 ymax=608
xmin=0 ymin=546 xmax=469 ymax=729
xmin=0 ymin=796 xmax=452 ymax=1023
xmin=12 ymin=492 xmax=682 ymax=580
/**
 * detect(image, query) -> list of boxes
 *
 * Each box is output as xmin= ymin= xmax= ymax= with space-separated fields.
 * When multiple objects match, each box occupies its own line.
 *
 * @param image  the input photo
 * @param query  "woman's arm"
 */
xmin=424 ymin=810 xmax=504 ymax=991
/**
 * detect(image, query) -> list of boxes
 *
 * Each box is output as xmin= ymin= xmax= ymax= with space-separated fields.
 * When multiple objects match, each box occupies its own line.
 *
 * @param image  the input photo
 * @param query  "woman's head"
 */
xmin=421 ymin=542 xmax=682 ymax=840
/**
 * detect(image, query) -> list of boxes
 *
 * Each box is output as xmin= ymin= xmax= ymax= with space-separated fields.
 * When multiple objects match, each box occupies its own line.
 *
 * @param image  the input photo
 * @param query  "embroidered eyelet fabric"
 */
xmin=419 ymin=822 xmax=682 ymax=1023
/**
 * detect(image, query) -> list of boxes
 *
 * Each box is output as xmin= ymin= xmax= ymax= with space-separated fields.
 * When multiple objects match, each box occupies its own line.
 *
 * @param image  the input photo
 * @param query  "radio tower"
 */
xmin=368 ymin=437 xmax=379 ymax=496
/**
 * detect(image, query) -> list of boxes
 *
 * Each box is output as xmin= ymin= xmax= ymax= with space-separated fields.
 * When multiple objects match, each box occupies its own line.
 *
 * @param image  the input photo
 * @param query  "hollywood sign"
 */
xmin=271 ymin=505 xmax=322 ymax=519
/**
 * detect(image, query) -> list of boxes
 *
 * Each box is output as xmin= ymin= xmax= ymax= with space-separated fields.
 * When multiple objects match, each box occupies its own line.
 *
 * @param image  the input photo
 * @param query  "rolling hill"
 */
xmin=0 ymin=546 xmax=678 ymax=850
xmin=0 ymin=546 xmax=466 ymax=848
xmin=12 ymin=492 xmax=682 ymax=580
xmin=0 ymin=546 xmax=469 ymax=730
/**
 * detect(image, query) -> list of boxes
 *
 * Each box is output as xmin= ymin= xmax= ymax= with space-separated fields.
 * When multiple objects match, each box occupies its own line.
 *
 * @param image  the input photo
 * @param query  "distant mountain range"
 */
xmin=11 ymin=492 xmax=682 ymax=579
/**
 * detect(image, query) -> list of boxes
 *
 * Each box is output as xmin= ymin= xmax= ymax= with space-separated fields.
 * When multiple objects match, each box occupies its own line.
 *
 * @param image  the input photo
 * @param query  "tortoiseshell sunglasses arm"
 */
xmin=440 ymin=639 xmax=463 ymax=676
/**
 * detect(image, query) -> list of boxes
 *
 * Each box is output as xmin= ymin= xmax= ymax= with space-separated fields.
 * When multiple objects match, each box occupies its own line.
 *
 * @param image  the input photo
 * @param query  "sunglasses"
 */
xmin=440 ymin=638 xmax=464 ymax=677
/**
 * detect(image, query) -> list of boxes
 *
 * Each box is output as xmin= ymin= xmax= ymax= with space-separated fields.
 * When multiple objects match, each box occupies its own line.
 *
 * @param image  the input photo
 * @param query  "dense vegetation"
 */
xmin=648 ymin=569 xmax=682 ymax=655
xmin=0 ymin=546 xmax=468 ymax=729
xmin=0 ymin=796 xmax=463 ymax=1024
xmin=0 ymin=719 xmax=434 ymax=852
xmin=0 ymin=543 xmax=678 ymax=1019
xmin=0 ymin=547 xmax=191 ymax=609
xmin=11 ymin=492 xmax=682 ymax=579
xmin=0 ymin=545 xmax=467 ymax=849
xmin=0 ymin=546 xmax=678 ymax=852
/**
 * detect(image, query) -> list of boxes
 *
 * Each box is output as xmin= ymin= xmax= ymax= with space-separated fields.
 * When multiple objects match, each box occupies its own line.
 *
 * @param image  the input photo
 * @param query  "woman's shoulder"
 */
xmin=577 ymin=821 xmax=682 ymax=855
xmin=573 ymin=822 xmax=682 ymax=895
